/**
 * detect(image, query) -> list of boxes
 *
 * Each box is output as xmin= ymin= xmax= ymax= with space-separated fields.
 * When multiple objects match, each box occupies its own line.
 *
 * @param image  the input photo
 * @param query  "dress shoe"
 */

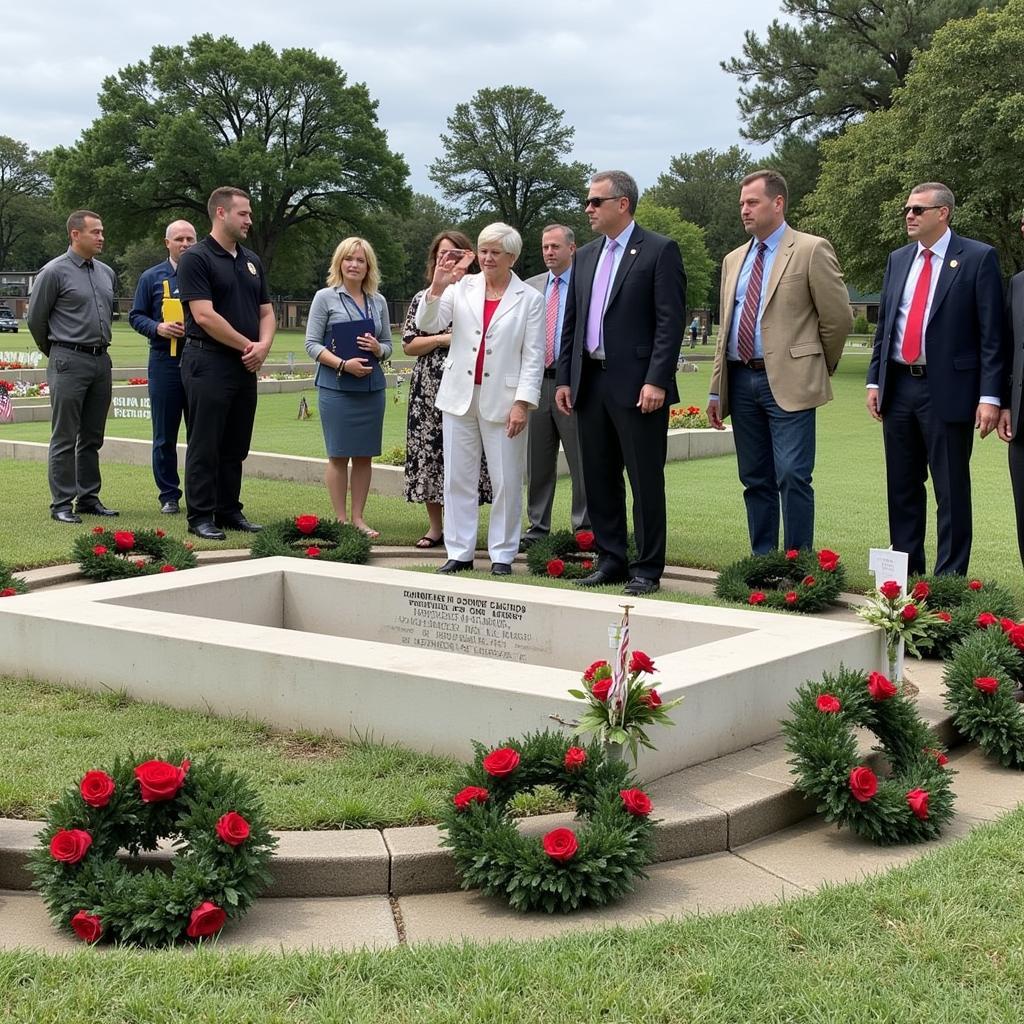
xmin=436 ymin=559 xmax=473 ymax=574
xmin=215 ymin=515 xmax=262 ymax=533
xmin=75 ymin=501 xmax=119 ymax=517
xmin=490 ymin=562 xmax=512 ymax=576
xmin=624 ymin=576 xmax=660 ymax=596
xmin=51 ymin=509 xmax=82 ymax=525
xmin=574 ymin=569 xmax=627 ymax=588
xmin=519 ymin=534 xmax=542 ymax=552
xmin=188 ymin=521 xmax=227 ymax=541
xmin=160 ymin=500 xmax=180 ymax=515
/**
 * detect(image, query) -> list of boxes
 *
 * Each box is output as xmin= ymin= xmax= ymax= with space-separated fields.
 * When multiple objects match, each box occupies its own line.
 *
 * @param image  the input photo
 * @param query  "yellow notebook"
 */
xmin=161 ymin=280 xmax=184 ymax=357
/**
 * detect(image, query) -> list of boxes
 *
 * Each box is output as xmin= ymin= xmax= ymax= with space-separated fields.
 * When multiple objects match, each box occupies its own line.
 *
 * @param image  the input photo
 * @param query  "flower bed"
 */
xmin=668 ymin=405 xmax=709 ymax=429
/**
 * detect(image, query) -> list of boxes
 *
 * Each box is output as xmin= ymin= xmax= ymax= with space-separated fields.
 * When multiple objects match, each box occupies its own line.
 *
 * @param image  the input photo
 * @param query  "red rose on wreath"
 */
xmin=50 ymin=829 xmax=92 ymax=864
xmin=817 ymin=549 xmax=840 ymax=572
xmin=867 ymin=671 xmax=897 ymax=701
xmin=936 ymin=610 xmax=952 ymax=623
xmin=582 ymin=559 xmax=593 ymax=570
xmin=482 ymin=747 xmax=520 ymax=778
xmin=968 ymin=579 xmax=983 ymax=591
xmin=906 ymin=788 xmax=930 ymax=820
xmin=79 ymin=770 xmax=115 ymax=808
xmin=1008 ymin=625 xmax=1024 ymax=651
xmin=564 ymin=747 xmax=587 ymax=770
xmin=784 ymin=591 xmax=798 ymax=605
xmin=113 ymin=531 xmax=135 ymax=552
xmin=160 ymin=564 xmax=177 ymax=573
xmin=186 ymin=901 xmax=226 ymax=939
xmin=803 ymin=575 xmax=816 ymax=587
xmin=785 ymin=549 xmax=799 ymax=560
xmin=816 ymin=693 xmax=841 ymax=713
xmin=924 ymin=747 xmax=950 ymax=767
xmin=974 ymin=676 xmax=999 ymax=695
xmin=848 ymin=765 xmax=878 ymax=802
xmin=629 ymin=650 xmax=656 ymax=674
xmin=215 ymin=811 xmax=251 ymax=846
xmin=546 ymin=558 xmax=565 ymax=577
xmin=92 ymin=545 xmax=108 ymax=556
xmin=591 ymin=677 xmax=612 ymax=702
xmin=619 ymin=788 xmax=653 ymax=816
xmin=900 ymin=603 xmax=918 ymax=622
xmin=295 ymin=514 xmax=319 ymax=535
xmin=879 ymin=580 xmax=902 ymax=600
xmin=976 ymin=612 xmax=998 ymax=629
xmin=155 ymin=529 xmax=165 ymax=538
xmin=0 ymin=588 xmax=16 ymax=597
xmin=91 ymin=526 xmax=104 ymax=535
xmin=453 ymin=785 xmax=489 ymax=810
xmin=134 ymin=759 xmax=189 ymax=802
xmin=70 ymin=910 xmax=103 ymax=943
xmin=583 ymin=659 xmax=609 ymax=682
xmin=911 ymin=581 xmax=930 ymax=601
xmin=305 ymin=547 xmax=321 ymax=558
xmin=642 ymin=689 xmax=662 ymax=709
xmin=542 ymin=827 xmax=578 ymax=862
xmin=749 ymin=591 xmax=766 ymax=605
xmin=1000 ymin=617 xmax=1017 ymax=633
xmin=575 ymin=530 xmax=595 ymax=552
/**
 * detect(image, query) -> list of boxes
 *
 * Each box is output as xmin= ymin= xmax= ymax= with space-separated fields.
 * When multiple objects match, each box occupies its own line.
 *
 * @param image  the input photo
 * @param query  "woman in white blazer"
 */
xmin=416 ymin=222 xmax=545 ymax=574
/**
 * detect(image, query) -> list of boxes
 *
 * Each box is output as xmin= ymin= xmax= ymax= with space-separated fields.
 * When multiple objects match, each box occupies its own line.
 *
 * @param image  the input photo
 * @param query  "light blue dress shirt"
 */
xmin=545 ymin=266 xmax=572 ymax=362
xmin=726 ymin=220 xmax=788 ymax=361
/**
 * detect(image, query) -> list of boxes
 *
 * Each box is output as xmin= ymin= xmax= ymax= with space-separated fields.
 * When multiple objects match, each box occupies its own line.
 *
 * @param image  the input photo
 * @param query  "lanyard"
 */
xmin=339 ymin=290 xmax=372 ymax=324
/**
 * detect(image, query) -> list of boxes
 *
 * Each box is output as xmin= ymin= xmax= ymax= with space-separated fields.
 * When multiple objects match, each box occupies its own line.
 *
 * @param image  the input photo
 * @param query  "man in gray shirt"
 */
xmin=28 ymin=210 xmax=119 ymax=523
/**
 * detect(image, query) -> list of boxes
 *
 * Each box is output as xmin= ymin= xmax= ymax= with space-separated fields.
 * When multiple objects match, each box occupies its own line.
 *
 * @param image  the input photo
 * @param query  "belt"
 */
xmin=52 ymin=342 xmax=108 ymax=356
xmin=543 ymin=367 xmax=557 ymax=379
xmin=186 ymin=336 xmax=231 ymax=352
xmin=891 ymin=361 xmax=927 ymax=378
xmin=728 ymin=358 xmax=766 ymax=371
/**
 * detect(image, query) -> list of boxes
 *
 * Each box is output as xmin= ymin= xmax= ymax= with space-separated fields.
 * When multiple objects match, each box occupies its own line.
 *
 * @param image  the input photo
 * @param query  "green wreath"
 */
xmin=909 ymin=574 xmax=1020 ymax=660
xmin=715 ymin=548 xmax=846 ymax=613
xmin=30 ymin=755 xmax=276 ymax=946
xmin=0 ymin=559 xmax=27 ymax=597
xmin=782 ymin=666 xmax=955 ymax=844
xmin=250 ymin=514 xmax=371 ymax=564
xmin=72 ymin=528 xmax=197 ymax=581
xmin=439 ymin=730 xmax=655 ymax=913
xmin=943 ymin=625 xmax=1024 ymax=768
xmin=525 ymin=529 xmax=636 ymax=581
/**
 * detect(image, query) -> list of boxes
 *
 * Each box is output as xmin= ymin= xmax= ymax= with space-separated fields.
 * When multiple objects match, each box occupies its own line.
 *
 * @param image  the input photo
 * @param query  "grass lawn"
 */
xmin=2 ymin=806 xmax=1024 ymax=1020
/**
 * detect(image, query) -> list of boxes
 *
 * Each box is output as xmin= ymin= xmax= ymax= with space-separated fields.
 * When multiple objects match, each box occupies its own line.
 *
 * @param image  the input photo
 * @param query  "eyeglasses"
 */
xmin=584 ymin=195 xmax=624 ymax=209
xmin=902 ymin=205 xmax=943 ymax=217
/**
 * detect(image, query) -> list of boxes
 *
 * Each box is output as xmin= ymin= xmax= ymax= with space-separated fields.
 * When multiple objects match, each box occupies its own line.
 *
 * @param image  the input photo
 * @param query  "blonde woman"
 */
xmin=305 ymin=237 xmax=393 ymax=537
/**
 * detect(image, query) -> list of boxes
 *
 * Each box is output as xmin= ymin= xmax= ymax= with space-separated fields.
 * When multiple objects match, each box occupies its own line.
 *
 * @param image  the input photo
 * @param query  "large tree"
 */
xmin=722 ymin=0 xmax=1002 ymax=143
xmin=429 ymin=86 xmax=592 ymax=243
xmin=0 ymin=137 xmax=50 ymax=271
xmin=50 ymin=35 xmax=410 ymax=273
xmin=803 ymin=0 xmax=1024 ymax=288
xmin=634 ymin=199 xmax=713 ymax=312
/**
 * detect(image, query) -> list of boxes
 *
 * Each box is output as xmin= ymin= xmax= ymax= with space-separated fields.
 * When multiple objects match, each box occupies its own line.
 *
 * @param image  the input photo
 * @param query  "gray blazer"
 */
xmin=305 ymin=287 xmax=393 ymax=393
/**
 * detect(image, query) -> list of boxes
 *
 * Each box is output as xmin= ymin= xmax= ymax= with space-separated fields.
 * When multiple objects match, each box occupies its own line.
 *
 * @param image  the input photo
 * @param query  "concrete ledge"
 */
xmin=269 ymin=828 xmax=389 ymax=897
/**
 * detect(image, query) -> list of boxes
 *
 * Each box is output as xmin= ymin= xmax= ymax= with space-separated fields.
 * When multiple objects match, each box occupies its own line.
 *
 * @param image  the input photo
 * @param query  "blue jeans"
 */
xmin=727 ymin=364 xmax=816 ymax=554
xmin=148 ymin=349 xmax=187 ymax=503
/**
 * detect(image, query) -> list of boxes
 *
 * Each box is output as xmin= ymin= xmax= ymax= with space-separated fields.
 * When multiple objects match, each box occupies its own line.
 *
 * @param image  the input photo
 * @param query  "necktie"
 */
xmin=901 ymin=249 xmax=932 ymax=364
xmin=545 ymin=277 xmax=560 ymax=367
xmin=585 ymin=239 xmax=618 ymax=353
xmin=737 ymin=242 xmax=767 ymax=365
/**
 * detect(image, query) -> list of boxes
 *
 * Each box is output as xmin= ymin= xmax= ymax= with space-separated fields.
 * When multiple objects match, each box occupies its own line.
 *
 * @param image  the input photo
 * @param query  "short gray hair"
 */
xmin=591 ymin=170 xmax=638 ymax=214
xmin=542 ymin=224 xmax=575 ymax=244
xmin=911 ymin=182 xmax=955 ymax=215
xmin=477 ymin=222 xmax=522 ymax=258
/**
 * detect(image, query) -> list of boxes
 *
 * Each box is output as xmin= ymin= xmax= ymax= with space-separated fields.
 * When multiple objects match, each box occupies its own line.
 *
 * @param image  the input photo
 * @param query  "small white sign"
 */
xmin=868 ymin=548 xmax=908 ymax=592
xmin=608 ymin=624 xmax=620 ymax=649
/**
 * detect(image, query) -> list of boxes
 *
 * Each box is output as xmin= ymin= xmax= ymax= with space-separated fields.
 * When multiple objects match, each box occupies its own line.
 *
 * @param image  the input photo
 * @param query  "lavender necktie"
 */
xmin=585 ymin=239 xmax=618 ymax=353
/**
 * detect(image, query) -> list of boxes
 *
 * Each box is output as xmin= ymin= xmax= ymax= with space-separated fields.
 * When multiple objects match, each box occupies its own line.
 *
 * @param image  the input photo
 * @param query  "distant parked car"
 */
xmin=0 ymin=308 xmax=18 ymax=333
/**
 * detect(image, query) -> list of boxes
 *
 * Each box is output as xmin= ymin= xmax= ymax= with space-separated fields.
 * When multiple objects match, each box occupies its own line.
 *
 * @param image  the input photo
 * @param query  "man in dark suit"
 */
xmin=555 ymin=170 xmax=686 ymax=595
xmin=867 ymin=182 xmax=1004 ymax=576
xmin=998 ymin=213 xmax=1024 ymax=565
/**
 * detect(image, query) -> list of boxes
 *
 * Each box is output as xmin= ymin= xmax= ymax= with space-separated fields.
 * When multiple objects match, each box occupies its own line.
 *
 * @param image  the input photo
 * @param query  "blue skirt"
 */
xmin=318 ymin=386 xmax=385 ymax=457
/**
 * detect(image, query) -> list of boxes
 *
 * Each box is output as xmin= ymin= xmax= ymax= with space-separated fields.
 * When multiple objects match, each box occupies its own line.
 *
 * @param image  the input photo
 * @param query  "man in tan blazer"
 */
xmin=707 ymin=169 xmax=851 ymax=553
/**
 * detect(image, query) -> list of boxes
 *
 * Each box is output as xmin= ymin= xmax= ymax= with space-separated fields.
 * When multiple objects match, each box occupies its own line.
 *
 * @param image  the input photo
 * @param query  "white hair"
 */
xmin=477 ymin=222 xmax=522 ymax=259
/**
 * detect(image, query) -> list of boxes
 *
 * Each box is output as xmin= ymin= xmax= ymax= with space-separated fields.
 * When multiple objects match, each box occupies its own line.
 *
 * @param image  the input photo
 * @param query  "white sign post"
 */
xmin=868 ymin=548 xmax=909 ymax=680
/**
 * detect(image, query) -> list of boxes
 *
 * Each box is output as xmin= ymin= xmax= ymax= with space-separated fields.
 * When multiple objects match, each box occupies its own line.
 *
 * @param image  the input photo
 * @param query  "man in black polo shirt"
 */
xmin=177 ymin=186 xmax=275 ymax=540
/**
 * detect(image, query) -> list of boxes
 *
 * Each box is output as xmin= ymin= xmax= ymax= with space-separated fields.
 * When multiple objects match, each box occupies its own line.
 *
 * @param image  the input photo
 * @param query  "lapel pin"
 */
xmin=629 ymin=248 xmax=637 ymax=255
xmin=949 ymin=259 xmax=959 ymax=268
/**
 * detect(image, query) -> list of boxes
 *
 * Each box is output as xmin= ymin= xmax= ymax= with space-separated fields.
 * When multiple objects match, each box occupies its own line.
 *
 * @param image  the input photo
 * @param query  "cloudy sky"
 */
xmin=3 ymin=0 xmax=777 ymax=196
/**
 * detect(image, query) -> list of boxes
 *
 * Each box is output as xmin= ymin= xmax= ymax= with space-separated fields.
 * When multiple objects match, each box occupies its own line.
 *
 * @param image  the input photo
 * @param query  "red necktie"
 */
xmin=737 ymin=242 xmax=767 ymax=364
xmin=901 ymin=249 xmax=932 ymax=364
xmin=545 ymin=277 xmax=559 ymax=367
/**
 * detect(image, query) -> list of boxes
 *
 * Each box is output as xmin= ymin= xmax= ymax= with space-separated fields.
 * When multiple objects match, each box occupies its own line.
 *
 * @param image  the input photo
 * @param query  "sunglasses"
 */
xmin=902 ymin=205 xmax=943 ymax=217
xmin=584 ymin=195 xmax=624 ymax=209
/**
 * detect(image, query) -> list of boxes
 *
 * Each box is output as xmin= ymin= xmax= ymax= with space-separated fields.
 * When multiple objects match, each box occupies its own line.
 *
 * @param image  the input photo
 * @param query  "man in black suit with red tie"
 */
xmin=555 ymin=170 xmax=686 ymax=595
xmin=867 ymin=182 xmax=1005 ymax=576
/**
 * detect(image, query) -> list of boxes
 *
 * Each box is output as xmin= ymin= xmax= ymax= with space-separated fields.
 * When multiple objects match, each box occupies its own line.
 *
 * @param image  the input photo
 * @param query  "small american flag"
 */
xmin=0 ymin=386 xmax=13 ymax=423
xmin=608 ymin=606 xmax=631 ymax=727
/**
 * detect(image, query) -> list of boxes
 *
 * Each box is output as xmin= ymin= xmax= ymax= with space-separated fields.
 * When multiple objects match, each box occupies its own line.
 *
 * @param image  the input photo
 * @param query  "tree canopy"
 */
xmin=0 ymin=137 xmax=50 ymax=272
xmin=634 ymin=199 xmax=713 ymax=311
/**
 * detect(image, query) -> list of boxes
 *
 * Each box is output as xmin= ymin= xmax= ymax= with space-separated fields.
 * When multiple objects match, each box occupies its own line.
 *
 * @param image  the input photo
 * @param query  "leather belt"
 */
xmin=52 ymin=342 xmax=108 ymax=355
xmin=728 ymin=358 xmax=766 ymax=371
xmin=186 ymin=336 xmax=231 ymax=352
xmin=891 ymin=361 xmax=927 ymax=378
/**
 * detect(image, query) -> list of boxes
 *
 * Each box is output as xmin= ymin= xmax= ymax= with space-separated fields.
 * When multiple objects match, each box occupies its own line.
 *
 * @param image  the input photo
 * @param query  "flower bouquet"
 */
xmin=857 ymin=579 xmax=947 ymax=680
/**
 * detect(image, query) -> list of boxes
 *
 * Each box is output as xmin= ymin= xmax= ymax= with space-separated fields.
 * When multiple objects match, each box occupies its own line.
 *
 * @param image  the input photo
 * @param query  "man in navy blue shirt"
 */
xmin=129 ymin=220 xmax=197 ymax=514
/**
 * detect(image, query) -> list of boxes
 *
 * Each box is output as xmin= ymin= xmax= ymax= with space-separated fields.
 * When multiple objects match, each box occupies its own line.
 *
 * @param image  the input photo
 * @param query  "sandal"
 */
xmin=355 ymin=524 xmax=380 ymax=539
xmin=415 ymin=534 xmax=444 ymax=549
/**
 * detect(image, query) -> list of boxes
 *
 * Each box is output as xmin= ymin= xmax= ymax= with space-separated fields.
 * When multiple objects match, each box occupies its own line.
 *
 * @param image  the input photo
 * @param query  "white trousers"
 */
xmin=442 ymin=390 xmax=526 ymax=564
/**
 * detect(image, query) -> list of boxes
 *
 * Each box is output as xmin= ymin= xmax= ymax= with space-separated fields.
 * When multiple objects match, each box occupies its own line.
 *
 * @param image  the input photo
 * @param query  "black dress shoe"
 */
xmin=437 ymin=559 xmax=473 ymax=574
xmin=160 ymin=500 xmax=180 ymax=515
xmin=490 ymin=562 xmax=512 ymax=575
xmin=215 ymin=515 xmax=262 ymax=533
xmin=51 ymin=509 xmax=82 ymax=525
xmin=574 ymin=569 xmax=627 ymax=588
xmin=519 ymin=535 xmax=542 ymax=551
xmin=188 ymin=521 xmax=227 ymax=541
xmin=75 ymin=501 xmax=119 ymax=517
xmin=624 ymin=576 xmax=660 ymax=596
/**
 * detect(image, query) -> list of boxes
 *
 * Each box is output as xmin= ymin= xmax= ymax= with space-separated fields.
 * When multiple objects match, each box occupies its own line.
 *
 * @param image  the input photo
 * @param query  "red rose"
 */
xmin=976 ymin=612 xmax=998 ymax=629
xmin=583 ymin=659 xmax=609 ymax=683
xmin=629 ymin=650 xmax=656 ymax=674
xmin=92 ymin=545 xmax=108 ymax=556
xmin=906 ymin=788 xmax=930 ymax=820
xmin=91 ymin=526 xmax=104 ymax=535
xmin=1009 ymin=625 xmax=1024 ymax=651
xmin=155 ymin=529 xmax=166 ymax=538
xmin=817 ymin=549 xmax=840 ymax=572
xmin=848 ymin=765 xmax=878 ymax=803
xmin=0 ymin=588 xmax=16 ymax=597
xmin=113 ymin=531 xmax=135 ymax=552
xmin=295 ymin=514 xmax=319 ymax=535
xmin=802 ymin=575 xmax=816 ymax=587
xmin=160 ymin=564 xmax=177 ymax=573
xmin=546 ymin=558 xmax=565 ymax=577
xmin=564 ymin=746 xmax=587 ymax=770
xmin=70 ymin=910 xmax=103 ymax=943
xmin=924 ymin=747 xmax=949 ymax=767
xmin=749 ymin=591 xmax=766 ymax=605
xmin=816 ymin=693 xmax=841 ymax=713
xmin=867 ymin=671 xmax=897 ymax=701
xmin=215 ymin=811 xmax=251 ymax=846
xmin=591 ymin=677 xmax=612 ymax=702
xmin=1001 ymin=617 xmax=1017 ymax=634
xmin=134 ymin=759 xmax=189 ymax=802
xmin=184 ymin=542 xmax=194 ymax=550
xmin=784 ymin=591 xmax=798 ymax=605
xmin=575 ymin=530 xmax=595 ymax=552
xmin=900 ymin=603 xmax=918 ymax=622
xmin=79 ymin=770 xmax=115 ymax=808
xmin=452 ymin=785 xmax=489 ymax=810
xmin=879 ymin=580 xmax=902 ymax=600
xmin=542 ymin=827 xmax=579 ymax=862
xmin=785 ymin=549 xmax=799 ymax=560
xmin=974 ymin=676 xmax=999 ymax=695
xmin=50 ymin=829 xmax=92 ymax=864
xmin=481 ymin=747 xmax=520 ymax=778
xmin=582 ymin=559 xmax=593 ymax=569
xmin=968 ymin=579 xmax=983 ymax=591
xmin=186 ymin=901 xmax=227 ymax=939
xmin=305 ymin=547 xmax=321 ymax=558
xmin=619 ymin=787 xmax=653 ymax=816
xmin=911 ymin=581 xmax=930 ymax=601
xmin=936 ymin=610 xmax=952 ymax=623
xmin=642 ymin=689 xmax=662 ymax=709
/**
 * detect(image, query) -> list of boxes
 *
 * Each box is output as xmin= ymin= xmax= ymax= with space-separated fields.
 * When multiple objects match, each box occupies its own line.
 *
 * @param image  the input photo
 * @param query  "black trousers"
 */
xmin=180 ymin=342 xmax=257 ymax=525
xmin=1009 ymin=434 xmax=1024 ymax=569
xmin=575 ymin=362 xmax=669 ymax=580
